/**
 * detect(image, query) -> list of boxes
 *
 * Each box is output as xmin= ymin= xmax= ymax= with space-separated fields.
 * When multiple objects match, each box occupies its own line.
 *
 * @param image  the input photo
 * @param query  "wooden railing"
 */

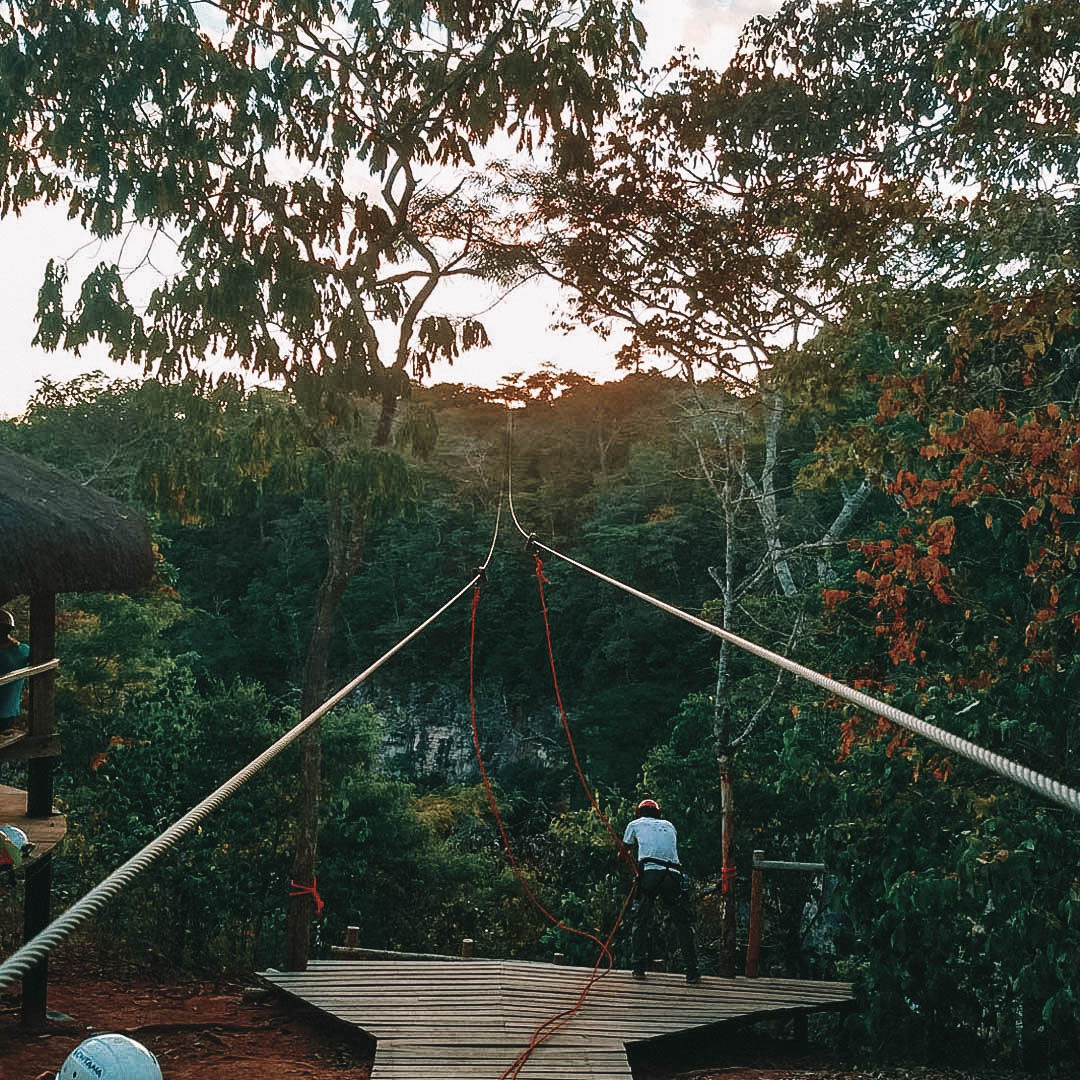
xmin=0 ymin=658 xmax=60 ymax=687
xmin=745 ymin=849 xmax=827 ymax=978
xmin=0 ymin=658 xmax=62 ymax=765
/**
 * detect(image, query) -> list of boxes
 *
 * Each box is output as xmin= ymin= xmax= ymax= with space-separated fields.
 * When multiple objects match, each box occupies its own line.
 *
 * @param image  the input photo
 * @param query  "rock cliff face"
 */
xmin=361 ymin=679 xmax=560 ymax=782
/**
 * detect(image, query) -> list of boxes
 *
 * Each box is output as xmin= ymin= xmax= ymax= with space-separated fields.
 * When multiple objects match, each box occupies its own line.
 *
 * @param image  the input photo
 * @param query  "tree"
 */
xmin=740 ymin=0 xmax=1080 ymax=303
xmin=1 ymin=0 xmax=646 ymax=967
xmin=514 ymin=53 xmax=906 ymax=969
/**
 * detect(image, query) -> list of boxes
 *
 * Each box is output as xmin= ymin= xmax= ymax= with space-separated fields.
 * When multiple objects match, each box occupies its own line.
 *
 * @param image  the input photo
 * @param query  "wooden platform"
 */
xmin=262 ymin=958 xmax=853 ymax=1079
xmin=0 ymin=783 xmax=68 ymax=868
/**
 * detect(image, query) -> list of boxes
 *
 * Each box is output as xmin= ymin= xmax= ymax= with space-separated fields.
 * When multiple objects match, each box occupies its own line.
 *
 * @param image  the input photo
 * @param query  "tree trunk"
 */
xmin=718 ymin=756 xmax=737 ymax=977
xmin=282 ymin=495 xmax=367 ymax=971
xmin=815 ymin=477 xmax=871 ymax=585
xmin=745 ymin=387 xmax=798 ymax=597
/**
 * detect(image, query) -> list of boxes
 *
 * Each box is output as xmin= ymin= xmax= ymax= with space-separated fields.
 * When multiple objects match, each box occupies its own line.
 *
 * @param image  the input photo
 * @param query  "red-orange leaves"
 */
xmin=823 ymin=588 xmax=851 ymax=610
xmin=850 ymin=522 xmax=955 ymax=665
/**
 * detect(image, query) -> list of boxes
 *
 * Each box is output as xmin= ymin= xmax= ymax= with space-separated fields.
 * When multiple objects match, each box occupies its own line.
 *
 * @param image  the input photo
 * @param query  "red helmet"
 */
xmin=636 ymin=798 xmax=660 ymax=817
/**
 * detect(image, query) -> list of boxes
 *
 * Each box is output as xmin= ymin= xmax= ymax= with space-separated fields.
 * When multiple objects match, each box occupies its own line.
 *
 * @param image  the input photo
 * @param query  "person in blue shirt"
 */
xmin=621 ymin=798 xmax=701 ymax=984
xmin=0 ymin=610 xmax=31 ymax=735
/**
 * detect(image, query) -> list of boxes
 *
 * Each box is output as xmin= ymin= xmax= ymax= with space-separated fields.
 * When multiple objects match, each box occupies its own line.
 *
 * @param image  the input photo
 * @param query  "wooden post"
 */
xmin=22 ymin=594 xmax=57 ymax=1025
xmin=27 ymin=594 xmax=57 ymax=818
xmin=21 ymin=853 xmax=52 ymax=1025
xmin=745 ymin=850 xmax=765 ymax=978
xmin=345 ymin=926 xmax=360 ymax=949
xmin=460 ymin=938 xmax=474 ymax=959
xmin=718 ymin=757 xmax=737 ymax=977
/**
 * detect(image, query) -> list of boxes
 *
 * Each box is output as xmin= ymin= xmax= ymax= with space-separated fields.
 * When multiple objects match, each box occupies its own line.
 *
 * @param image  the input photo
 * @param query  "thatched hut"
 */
xmin=0 ymin=449 xmax=154 ymax=600
xmin=0 ymin=448 xmax=154 ymax=1024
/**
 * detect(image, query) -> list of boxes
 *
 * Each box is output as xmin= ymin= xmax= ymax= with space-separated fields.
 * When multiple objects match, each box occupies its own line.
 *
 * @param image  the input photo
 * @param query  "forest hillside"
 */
xmin=3 ymin=351 xmax=1080 ymax=1072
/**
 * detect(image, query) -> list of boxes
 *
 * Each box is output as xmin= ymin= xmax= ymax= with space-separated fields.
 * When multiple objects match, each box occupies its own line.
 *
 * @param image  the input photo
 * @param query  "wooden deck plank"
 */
xmin=262 ymin=958 xmax=853 ymax=1080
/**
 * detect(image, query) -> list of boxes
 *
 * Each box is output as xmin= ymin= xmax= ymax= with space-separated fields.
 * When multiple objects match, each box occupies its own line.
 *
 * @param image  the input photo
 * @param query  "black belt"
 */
xmin=639 ymin=857 xmax=682 ymax=872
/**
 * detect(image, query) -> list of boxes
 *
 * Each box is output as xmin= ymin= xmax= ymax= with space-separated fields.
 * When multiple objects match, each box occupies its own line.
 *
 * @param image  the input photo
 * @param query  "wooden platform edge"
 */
xmin=0 ymin=732 xmax=61 ymax=763
xmin=623 ymin=995 xmax=856 ymax=1050
xmin=0 ymin=783 xmax=68 ymax=872
xmin=329 ymin=946 xmax=467 ymax=962
xmin=255 ymin=969 xmax=381 ymax=1049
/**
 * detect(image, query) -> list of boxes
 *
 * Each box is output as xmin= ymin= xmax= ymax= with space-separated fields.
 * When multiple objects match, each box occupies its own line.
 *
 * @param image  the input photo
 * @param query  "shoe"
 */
xmin=685 ymin=971 xmax=702 ymax=985
xmin=631 ymin=969 xmax=646 ymax=980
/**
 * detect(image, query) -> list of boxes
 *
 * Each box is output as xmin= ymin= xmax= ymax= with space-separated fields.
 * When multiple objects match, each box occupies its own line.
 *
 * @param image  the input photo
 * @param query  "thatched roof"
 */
xmin=0 ymin=450 xmax=154 ymax=599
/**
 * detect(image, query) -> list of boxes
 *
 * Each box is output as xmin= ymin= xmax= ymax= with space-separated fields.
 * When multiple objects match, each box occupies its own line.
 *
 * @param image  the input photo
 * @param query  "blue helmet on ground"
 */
xmin=0 ymin=824 xmax=33 ymax=868
xmin=56 ymin=1034 xmax=162 ymax=1080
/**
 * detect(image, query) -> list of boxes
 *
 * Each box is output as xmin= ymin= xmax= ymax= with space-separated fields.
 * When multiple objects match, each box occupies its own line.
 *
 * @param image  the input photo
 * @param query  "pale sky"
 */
xmin=0 ymin=1 xmax=783 ymax=418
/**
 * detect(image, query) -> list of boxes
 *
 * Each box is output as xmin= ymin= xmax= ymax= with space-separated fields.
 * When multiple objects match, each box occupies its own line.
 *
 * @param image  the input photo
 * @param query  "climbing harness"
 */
xmin=639 ymin=857 xmax=683 ymax=873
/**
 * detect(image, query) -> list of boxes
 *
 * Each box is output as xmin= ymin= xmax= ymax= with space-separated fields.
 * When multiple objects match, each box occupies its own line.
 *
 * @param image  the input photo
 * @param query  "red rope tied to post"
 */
xmin=290 ymin=877 xmax=325 ymax=917
xmin=721 ymin=865 xmax=737 ymax=894
xmin=531 ymin=553 xmax=638 ymax=876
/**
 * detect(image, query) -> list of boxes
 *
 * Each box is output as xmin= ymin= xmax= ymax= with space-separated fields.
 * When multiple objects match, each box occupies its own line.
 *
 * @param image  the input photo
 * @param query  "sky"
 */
xmin=0 ymin=0 xmax=785 ymax=418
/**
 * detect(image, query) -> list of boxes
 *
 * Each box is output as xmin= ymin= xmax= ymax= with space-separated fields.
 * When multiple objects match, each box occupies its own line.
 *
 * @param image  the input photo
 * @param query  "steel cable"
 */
xmin=506 ymin=417 xmax=1080 ymax=816
xmin=0 ymin=506 xmax=502 ymax=992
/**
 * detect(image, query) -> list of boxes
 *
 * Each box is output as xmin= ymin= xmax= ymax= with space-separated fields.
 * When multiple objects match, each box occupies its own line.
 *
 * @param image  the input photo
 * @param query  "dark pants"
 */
xmin=630 ymin=868 xmax=699 ymax=975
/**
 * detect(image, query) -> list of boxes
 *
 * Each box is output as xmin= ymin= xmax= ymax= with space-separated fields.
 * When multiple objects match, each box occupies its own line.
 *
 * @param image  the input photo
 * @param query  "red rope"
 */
xmin=531 ymin=554 xmax=637 ymax=874
xmin=498 ymin=884 xmax=636 ymax=1080
xmin=289 ymin=877 xmax=325 ymax=917
xmin=470 ymin=577 xmax=637 ymax=1080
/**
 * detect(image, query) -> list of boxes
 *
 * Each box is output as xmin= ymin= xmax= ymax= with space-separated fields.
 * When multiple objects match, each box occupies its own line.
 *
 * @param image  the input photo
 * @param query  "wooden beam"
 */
xmin=0 ymin=734 xmax=62 ymax=765
xmin=27 ymin=594 xmax=58 ymax=819
xmin=0 ymin=659 xmax=60 ymax=688
xmin=21 ymin=853 xmax=52 ymax=1026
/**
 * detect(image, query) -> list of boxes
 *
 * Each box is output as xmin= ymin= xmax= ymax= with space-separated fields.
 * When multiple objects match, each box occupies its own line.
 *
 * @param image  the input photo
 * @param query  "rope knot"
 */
xmin=290 ymin=876 xmax=325 ymax=917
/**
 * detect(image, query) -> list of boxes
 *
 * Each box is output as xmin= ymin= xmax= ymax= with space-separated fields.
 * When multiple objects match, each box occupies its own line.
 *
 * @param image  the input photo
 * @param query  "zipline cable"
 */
xmin=0 ymin=507 xmax=503 ymax=994
xmin=506 ymin=416 xmax=1080 ymax=817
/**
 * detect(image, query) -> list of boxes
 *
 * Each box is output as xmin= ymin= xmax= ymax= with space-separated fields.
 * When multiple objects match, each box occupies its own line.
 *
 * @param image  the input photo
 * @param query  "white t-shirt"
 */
xmin=622 ymin=817 xmax=681 ymax=868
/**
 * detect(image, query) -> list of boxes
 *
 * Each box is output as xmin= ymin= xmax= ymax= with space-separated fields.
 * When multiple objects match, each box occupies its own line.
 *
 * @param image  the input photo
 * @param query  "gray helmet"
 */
xmin=0 ymin=609 xmax=14 ymax=632
xmin=56 ymin=1034 xmax=163 ymax=1080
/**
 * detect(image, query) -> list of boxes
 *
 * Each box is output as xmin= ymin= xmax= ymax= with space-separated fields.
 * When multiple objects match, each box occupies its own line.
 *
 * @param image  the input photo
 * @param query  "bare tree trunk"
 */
xmin=283 ymin=494 xmax=367 ymax=971
xmin=744 ymin=387 xmax=797 ymax=597
xmin=815 ymin=477 xmax=871 ymax=585
xmin=711 ymin=447 xmax=739 ymax=977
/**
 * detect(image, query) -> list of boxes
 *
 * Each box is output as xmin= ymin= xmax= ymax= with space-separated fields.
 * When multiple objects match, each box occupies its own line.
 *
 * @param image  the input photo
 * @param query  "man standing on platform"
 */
xmin=622 ymin=798 xmax=701 ymax=984
xmin=0 ymin=609 xmax=31 ymax=736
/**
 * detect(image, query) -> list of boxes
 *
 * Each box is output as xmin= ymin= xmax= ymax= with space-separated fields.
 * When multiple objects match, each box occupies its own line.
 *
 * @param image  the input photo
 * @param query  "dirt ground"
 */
xmin=0 ymin=966 xmax=1027 ymax=1080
